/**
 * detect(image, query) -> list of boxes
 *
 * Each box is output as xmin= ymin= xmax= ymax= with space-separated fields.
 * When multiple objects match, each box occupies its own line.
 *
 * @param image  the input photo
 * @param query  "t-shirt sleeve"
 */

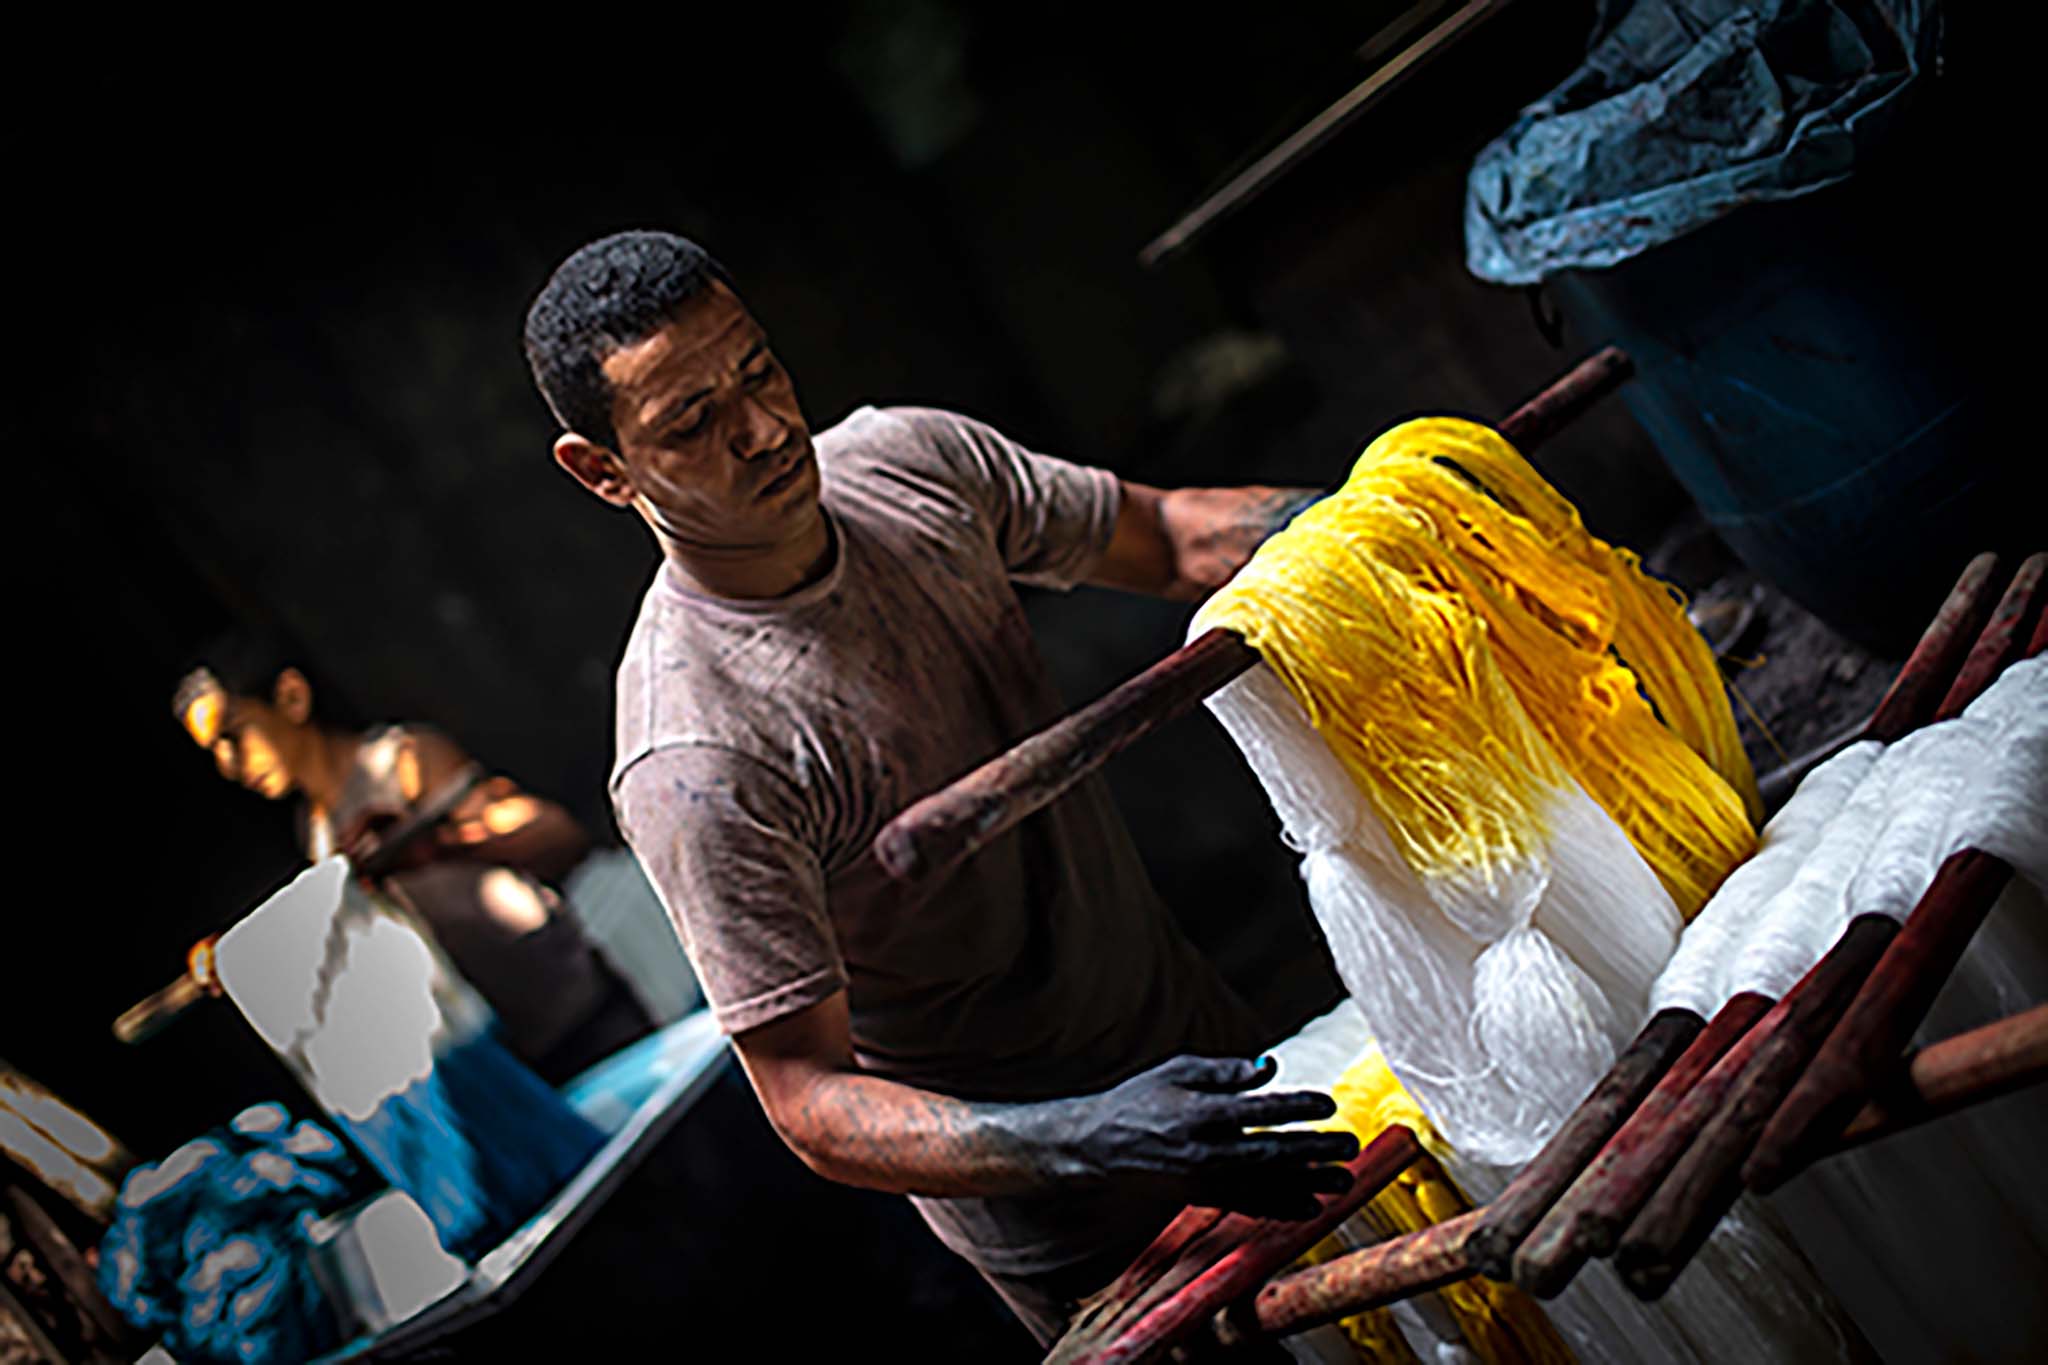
xmin=883 ymin=406 xmax=1121 ymax=589
xmin=613 ymin=742 xmax=846 ymax=1036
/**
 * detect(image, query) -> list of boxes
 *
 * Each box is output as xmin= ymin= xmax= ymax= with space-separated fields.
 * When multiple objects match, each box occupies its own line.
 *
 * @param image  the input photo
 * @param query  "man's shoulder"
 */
xmin=816 ymin=404 xmax=1006 ymax=481
xmin=608 ymin=571 xmax=812 ymax=794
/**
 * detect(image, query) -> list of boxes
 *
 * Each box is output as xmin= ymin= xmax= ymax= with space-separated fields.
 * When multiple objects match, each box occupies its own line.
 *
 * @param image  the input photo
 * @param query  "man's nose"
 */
xmin=731 ymin=392 xmax=790 ymax=460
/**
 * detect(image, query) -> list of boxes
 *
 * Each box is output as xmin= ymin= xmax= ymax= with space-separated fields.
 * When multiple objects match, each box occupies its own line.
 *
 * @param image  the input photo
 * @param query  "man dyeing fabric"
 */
xmin=523 ymin=231 xmax=1357 ymax=1341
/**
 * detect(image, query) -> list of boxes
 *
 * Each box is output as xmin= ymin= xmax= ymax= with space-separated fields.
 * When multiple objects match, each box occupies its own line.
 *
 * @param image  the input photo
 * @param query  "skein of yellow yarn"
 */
xmin=1198 ymin=417 xmax=1757 ymax=920
xmin=1301 ymin=1046 xmax=1574 ymax=1365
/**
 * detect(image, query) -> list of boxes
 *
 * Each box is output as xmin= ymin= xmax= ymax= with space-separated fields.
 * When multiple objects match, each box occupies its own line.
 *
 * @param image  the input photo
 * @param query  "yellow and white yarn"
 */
xmin=1198 ymin=417 xmax=1759 ymax=1165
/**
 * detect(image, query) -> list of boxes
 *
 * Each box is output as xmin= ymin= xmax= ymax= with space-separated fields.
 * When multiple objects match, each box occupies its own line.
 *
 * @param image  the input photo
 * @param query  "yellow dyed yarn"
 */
xmin=1309 ymin=1047 xmax=1575 ymax=1365
xmin=1195 ymin=417 xmax=1758 ymax=918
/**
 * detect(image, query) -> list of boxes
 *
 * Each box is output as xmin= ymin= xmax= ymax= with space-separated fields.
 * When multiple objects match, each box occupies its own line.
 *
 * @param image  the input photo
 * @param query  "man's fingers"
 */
xmin=1210 ymin=1088 xmax=1338 ymax=1129
xmin=1202 ymin=1129 xmax=1362 ymax=1168
xmin=1165 ymin=1054 xmax=1277 ymax=1094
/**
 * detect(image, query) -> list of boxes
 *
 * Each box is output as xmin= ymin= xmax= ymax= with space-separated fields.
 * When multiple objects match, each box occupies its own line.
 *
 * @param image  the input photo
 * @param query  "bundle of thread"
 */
xmin=1647 ymin=655 xmax=2048 ymax=1359
xmin=1653 ymin=655 xmax=2048 ymax=1018
xmin=1198 ymin=417 xmax=1757 ymax=1165
xmin=1211 ymin=418 xmax=1872 ymax=1361
xmin=98 ymin=1103 xmax=357 ymax=1364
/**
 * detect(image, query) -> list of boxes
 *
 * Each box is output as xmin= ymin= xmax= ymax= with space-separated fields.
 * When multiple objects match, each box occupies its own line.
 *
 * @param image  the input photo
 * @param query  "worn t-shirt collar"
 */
xmin=657 ymin=505 xmax=847 ymax=620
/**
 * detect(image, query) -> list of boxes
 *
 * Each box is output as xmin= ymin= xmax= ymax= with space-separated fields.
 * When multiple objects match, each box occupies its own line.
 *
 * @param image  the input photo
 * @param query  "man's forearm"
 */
xmin=1157 ymin=484 xmax=1322 ymax=600
xmin=440 ymin=797 xmax=592 ymax=881
xmin=738 ymin=997 xmax=1358 ymax=1215
xmin=768 ymin=1067 xmax=1077 ymax=1198
xmin=1097 ymin=482 xmax=1321 ymax=601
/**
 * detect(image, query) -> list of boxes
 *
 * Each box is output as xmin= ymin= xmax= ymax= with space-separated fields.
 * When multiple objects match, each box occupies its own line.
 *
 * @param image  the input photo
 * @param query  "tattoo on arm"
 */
xmin=1153 ymin=484 xmax=1324 ymax=600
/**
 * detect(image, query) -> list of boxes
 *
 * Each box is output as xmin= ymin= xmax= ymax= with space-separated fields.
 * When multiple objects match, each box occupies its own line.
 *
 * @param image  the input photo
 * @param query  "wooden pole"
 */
xmin=1862 ymin=552 xmax=2000 ymax=742
xmin=1610 ymin=915 xmax=1900 ymax=1299
xmin=1220 ymin=1209 xmax=1486 ymax=1345
xmin=1213 ymin=1005 xmax=2047 ymax=1344
xmin=1511 ymin=991 xmax=1770 ymax=1297
xmin=1828 ymin=1002 xmax=2048 ymax=1153
xmin=1047 ymin=1126 xmax=1424 ymax=1364
xmin=874 ymin=347 xmax=1636 ymax=886
xmin=1463 ymin=1009 xmax=1702 ymax=1280
xmin=1927 ymin=552 xmax=2044 ymax=724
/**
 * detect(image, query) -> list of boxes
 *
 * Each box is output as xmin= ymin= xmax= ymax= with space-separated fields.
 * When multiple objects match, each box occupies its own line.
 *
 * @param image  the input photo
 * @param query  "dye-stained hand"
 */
xmin=1052 ymin=1054 xmax=1360 ymax=1220
xmin=1093 ymin=483 xmax=1324 ymax=602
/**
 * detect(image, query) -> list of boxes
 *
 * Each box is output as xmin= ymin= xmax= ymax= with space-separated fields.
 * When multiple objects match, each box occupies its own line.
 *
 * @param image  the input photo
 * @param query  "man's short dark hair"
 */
xmin=524 ymin=231 xmax=732 ymax=450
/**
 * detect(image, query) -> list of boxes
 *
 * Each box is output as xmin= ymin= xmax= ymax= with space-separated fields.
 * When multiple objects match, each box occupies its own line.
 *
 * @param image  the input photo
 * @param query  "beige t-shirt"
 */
xmin=611 ymin=406 xmax=1262 ymax=1275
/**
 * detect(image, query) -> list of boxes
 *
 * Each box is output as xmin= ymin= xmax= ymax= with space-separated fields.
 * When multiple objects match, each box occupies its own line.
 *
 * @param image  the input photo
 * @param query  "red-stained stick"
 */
xmin=873 ymin=348 xmax=1636 ymax=886
xmin=1929 ymin=553 xmax=2045 ymax=722
xmin=1611 ymin=914 xmax=1900 ymax=1299
xmin=1743 ymin=849 xmax=2018 ymax=1194
xmin=1511 ymin=992 xmax=1772 ymax=1297
xmin=1216 ymin=1208 xmax=1486 ymax=1346
xmin=1064 ymin=1204 xmax=1239 ymax=1344
xmin=1469 ymin=550 xmax=2011 ymax=1282
xmin=1863 ymin=553 xmax=2001 ymax=743
xmin=1828 ymin=1002 xmax=2048 ymax=1154
xmin=1049 ymin=1126 xmax=1424 ymax=1365
xmin=1463 ymin=1009 xmax=1702 ymax=1280
xmin=1207 ymin=1006 xmax=2046 ymax=1346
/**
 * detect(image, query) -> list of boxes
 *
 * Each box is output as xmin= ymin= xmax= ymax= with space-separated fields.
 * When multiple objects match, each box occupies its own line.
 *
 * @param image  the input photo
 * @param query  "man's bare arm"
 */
xmin=736 ymin=991 xmax=1359 ymax=1219
xmin=407 ymin=731 xmax=592 ymax=881
xmin=1088 ymin=482 xmax=1319 ymax=602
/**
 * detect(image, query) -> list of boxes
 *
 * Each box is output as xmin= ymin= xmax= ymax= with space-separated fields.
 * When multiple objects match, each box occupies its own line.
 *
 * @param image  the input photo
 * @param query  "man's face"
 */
xmin=177 ymin=671 xmax=306 ymax=800
xmin=599 ymin=282 xmax=820 ymax=558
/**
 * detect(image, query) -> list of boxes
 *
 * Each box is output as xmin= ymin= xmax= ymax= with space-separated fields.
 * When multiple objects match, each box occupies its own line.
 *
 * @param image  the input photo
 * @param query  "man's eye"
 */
xmin=744 ymin=364 xmax=774 ymax=388
xmin=667 ymin=413 xmax=709 ymax=441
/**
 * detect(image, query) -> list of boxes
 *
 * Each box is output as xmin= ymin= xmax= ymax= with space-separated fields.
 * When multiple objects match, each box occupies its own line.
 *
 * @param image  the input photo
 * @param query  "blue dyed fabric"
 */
xmin=1464 ymin=1 xmax=1938 ymax=284
xmin=335 ymin=1029 xmax=605 ymax=1258
xmin=99 ymin=1104 xmax=356 ymax=1365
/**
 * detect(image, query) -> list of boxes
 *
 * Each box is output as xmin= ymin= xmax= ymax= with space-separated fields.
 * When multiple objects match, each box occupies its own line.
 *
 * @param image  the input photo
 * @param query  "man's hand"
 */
xmin=1046 ymin=1054 xmax=1360 ymax=1220
xmin=1091 ymin=483 xmax=1322 ymax=602
xmin=741 ymin=993 xmax=1360 ymax=1222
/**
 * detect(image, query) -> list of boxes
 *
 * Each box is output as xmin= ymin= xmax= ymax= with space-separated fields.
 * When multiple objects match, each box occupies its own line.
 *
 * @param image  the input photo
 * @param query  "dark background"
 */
xmin=2 ymin=2 xmax=1889 ymax=1353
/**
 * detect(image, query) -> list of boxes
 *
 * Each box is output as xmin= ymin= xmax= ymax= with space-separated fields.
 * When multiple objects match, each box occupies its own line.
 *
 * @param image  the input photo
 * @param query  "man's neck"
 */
xmin=657 ymin=513 xmax=836 ymax=602
xmin=296 ymin=728 xmax=360 ymax=812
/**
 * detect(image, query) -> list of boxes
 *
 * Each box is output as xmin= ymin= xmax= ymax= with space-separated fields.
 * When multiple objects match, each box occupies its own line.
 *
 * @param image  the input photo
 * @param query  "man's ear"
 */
xmin=274 ymin=668 xmax=314 ymax=726
xmin=554 ymin=433 xmax=637 ymax=508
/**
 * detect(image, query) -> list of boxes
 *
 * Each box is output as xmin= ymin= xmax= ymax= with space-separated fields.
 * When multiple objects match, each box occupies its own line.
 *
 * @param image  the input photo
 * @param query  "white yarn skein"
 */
xmin=1948 ymin=655 xmax=2048 ymax=888
xmin=1725 ymin=752 xmax=1896 ymax=1003
xmin=1649 ymin=742 xmax=1881 ymax=1018
xmin=1649 ymin=655 xmax=2046 ymax=1026
xmin=1204 ymin=656 xmax=1674 ymax=1165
